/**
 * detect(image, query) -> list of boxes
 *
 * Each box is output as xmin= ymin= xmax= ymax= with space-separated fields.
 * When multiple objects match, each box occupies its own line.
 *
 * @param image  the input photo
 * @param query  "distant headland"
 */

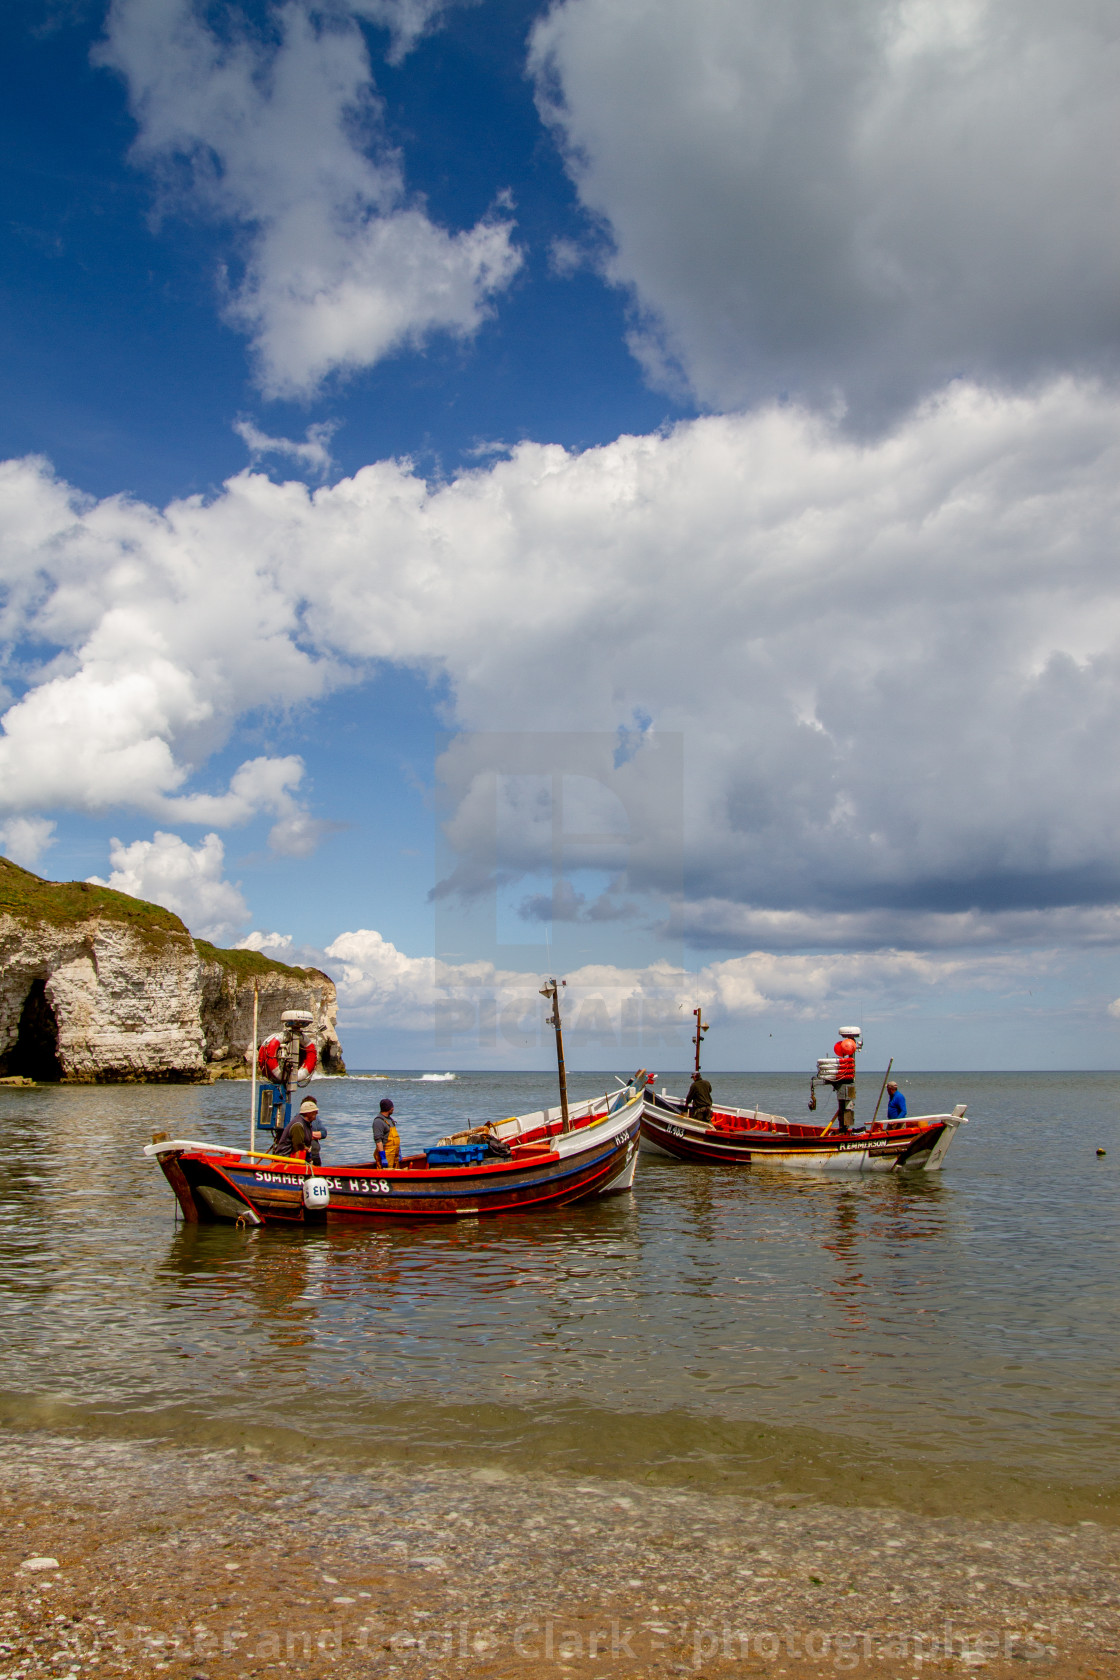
xmin=0 ymin=857 xmax=344 ymax=1083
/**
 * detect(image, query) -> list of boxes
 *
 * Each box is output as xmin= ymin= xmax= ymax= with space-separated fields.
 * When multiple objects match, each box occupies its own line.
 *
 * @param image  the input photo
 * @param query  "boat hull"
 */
xmin=148 ymin=1094 xmax=643 ymax=1225
xmin=640 ymin=1094 xmax=966 ymax=1174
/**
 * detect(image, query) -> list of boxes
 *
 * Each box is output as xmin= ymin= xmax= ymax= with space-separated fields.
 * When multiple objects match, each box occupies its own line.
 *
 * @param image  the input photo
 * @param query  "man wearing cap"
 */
xmin=373 ymin=1098 xmax=400 ymax=1168
xmin=275 ymin=1095 xmax=328 ymax=1165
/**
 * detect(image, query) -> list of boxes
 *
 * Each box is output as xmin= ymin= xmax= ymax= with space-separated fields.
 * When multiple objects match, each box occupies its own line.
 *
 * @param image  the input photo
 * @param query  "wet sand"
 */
xmin=2 ymin=1431 xmax=1117 ymax=1680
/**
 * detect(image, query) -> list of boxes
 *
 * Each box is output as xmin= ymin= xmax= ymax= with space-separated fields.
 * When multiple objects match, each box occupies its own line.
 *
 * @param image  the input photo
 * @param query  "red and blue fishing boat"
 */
xmin=145 ymin=980 xmax=643 ymax=1224
xmin=640 ymin=1090 xmax=967 ymax=1172
xmin=639 ymin=1013 xmax=968 ymax=1174
xmin=146 ymin=1086 xmax=642 ymax=1224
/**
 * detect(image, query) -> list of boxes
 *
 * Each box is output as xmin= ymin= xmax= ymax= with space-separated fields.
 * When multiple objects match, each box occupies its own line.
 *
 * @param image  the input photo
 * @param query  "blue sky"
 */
xmin=2 ymin=0 xmax=1120 ymax=1071
xmin=2 ymin=0 xmax=682 ymax=503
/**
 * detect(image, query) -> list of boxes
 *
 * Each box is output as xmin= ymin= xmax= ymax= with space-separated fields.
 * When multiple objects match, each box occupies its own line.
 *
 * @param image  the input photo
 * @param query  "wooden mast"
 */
xmin=540 ymin=978 xmax=571 ymax=1134
xmin=692 ymin=1006 xmax=708 ymax=1077
xmin=249 ymin=981 xmax=260 ymax=1154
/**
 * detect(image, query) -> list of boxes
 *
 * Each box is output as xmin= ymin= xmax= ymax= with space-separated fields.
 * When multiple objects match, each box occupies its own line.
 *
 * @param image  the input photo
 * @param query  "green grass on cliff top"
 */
xmin=0 ymin=855 xmax=188 ymax=942
xmin=0 ymin=856 xmax=321 ymax=976
xmin=194 ymin=940 xmax=326 ymax=981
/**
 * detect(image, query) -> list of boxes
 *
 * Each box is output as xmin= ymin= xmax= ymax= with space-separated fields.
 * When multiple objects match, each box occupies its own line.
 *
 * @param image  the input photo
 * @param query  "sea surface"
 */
xmin=2 ymin=1070 xmax=1117 ymax=1524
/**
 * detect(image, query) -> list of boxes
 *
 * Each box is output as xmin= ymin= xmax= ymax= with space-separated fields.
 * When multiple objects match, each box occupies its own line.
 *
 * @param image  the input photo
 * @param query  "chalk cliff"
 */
xmin=195 ymin=942 xmax=344 ymax=1079
xmin=0 ymin=858 xmax=344 ymax=1083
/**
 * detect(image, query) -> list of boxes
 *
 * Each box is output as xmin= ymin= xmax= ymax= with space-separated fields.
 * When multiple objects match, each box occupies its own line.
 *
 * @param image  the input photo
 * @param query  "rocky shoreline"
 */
xmin=2 ymin=1431 xmax=1116 ymax=1680
xmin=0 ymin=859 xmax=344 ymax=1083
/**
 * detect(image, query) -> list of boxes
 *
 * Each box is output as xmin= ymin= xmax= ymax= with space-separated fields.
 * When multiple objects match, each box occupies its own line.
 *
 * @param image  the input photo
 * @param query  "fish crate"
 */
xmin=425 ymin=1142 xmax=489 ymax=1167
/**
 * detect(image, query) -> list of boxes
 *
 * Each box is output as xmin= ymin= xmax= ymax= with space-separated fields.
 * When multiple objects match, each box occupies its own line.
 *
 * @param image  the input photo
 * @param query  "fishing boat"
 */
xmin=145 ymin=979 xmax=642 ymax=1224
xmin=640 ymin=1089 xmax=966 ymax=1172
xmin=146 ymin=1088 xmax=642 ymax=1225
xmin=639 ymin=1012 xmax=968 ymax=1174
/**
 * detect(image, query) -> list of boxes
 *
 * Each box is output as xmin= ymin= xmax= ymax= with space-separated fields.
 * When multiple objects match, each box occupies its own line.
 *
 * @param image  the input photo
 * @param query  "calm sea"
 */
xmin=2 ymin=1070 xmax=1117 ymax=1523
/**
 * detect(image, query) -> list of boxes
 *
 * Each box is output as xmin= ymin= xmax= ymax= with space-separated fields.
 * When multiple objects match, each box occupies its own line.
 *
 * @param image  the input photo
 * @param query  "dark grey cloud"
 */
xmin=518 ymin=878 xmax=640 ymax=923
xmin=673 ymin=899 xmax=1120 ymax=955
xmin=531 ymin=0 xmax=1120 ymax=423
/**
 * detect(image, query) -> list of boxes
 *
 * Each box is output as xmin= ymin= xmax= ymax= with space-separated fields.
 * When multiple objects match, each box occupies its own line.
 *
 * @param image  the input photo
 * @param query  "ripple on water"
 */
xmin=1 ymin=1070 xmax=1117 ymax=1521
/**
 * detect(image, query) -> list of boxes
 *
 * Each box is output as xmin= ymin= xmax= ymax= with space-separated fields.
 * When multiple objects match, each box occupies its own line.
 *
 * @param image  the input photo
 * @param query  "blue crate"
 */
xmin=425 ymin=1143 xmax=488 ymax=1167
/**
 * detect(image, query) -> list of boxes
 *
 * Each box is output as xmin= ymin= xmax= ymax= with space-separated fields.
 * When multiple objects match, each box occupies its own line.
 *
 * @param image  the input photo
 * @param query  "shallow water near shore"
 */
xmin=1 ymin=1071 xmax=1117 ymax=1524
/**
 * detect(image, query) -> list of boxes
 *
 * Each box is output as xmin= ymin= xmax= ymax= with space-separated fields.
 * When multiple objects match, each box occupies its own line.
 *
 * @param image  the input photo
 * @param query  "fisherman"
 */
xmin=886 ymin=1081 xmax=907 ymax=1121
xmin=685 ymin=1070 xmax=714 ymax=1124
xmin=373 ymin=1098 xmax=401 ymax=1168
xmin=830 ymin=1032 xmax=859 ymax=1132
xmin=275 ymin=1095 xmax=327 ymax=1164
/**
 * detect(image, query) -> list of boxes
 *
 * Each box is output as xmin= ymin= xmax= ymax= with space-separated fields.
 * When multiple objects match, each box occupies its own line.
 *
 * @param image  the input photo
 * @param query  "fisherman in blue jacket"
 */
xmin=886 ymin=1081 xmax=907 ymax=1120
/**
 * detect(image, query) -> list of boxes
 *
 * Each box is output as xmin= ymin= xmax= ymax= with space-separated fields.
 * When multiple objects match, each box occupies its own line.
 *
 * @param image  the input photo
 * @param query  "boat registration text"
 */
xmin=252 ymin=1172 xmax=393 ymax=1193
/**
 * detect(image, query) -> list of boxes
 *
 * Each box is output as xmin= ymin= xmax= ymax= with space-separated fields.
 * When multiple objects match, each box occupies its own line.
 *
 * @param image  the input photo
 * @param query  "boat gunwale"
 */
xmin=205 ymin=1132 xmax=628 ymax=1193
xmin=145 ymin=1088 xmax=644 ymax=1176
xmin=171 ymin=1088 xmax=642 ymax=1182
xmin=645 ymin=1091 xmax=960 ymax=1143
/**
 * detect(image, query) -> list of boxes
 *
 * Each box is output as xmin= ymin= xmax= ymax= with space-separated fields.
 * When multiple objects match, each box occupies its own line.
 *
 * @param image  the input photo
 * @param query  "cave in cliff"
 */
xmin=2 ymin=978 xmax=64 ymax=1082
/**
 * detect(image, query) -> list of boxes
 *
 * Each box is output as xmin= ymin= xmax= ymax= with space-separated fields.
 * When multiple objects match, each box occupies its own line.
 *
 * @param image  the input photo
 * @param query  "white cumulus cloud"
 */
xmin=0 ymin=456 xmax=333 ymax=847
xmin=96 ymin=0 xmax=521 ymax=397
xmin=235 ymin=929 xmax=294 ymax=953
xmin=234 ymin=418 xmax=338 ymax=479
xmin=323 ymin=924 xmax=1030 ymax=1047
xmin=89 ymin=830 xmax=249 ymax=943
xmin=0 ymin=816 xmax=57 ymax=871
xmin=530 ymin=0 xmax=1120 ymax=418
xmin=4 ymin=378 xmax=1120 ymax=948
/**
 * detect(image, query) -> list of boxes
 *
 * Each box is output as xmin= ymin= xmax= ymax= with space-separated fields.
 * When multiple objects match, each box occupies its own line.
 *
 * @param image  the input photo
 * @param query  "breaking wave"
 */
xmin=341 ymin=1072 xmax=458 ymax=1082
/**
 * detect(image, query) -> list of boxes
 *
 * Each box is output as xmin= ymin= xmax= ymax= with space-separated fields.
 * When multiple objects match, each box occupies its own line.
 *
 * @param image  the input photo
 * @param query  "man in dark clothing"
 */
xmin=275 ymin=1095 xmax=327 ymax=1164
xmin=373 ymin=1098 xmax=400 ymax=1167
xmin=685 ymin=1072 xmax=714 ymax=1123
xmin=886 ymin=1082 xmax=907 ymax=1120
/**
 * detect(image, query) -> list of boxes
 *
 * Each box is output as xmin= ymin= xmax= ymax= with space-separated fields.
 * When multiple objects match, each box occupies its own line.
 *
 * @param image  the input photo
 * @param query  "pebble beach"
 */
xmin=4 ymin=1431 xmax=1118 ymax=1680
